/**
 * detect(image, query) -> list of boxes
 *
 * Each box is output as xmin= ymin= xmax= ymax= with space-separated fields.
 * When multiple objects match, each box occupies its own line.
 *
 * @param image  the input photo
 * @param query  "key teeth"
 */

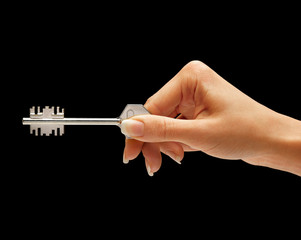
xmin=30 ymin=106 xmax=43 ymax=118
xmin=27 ymin=106 xmax=65 ymax=136
xmin=56 ymin=106 xmax=64 ymax=114
xmin=29 ymin=106 xmax=64 ymax=119
xmin=53 ymin=106 xmax=64 ymax=118
xmin=30 ymin=126 xmax=64 ymax=136
xmin=58 ymin=126 xmax=64 ymax=136
xmin=30 ymin=126 xmax=40 ymax=136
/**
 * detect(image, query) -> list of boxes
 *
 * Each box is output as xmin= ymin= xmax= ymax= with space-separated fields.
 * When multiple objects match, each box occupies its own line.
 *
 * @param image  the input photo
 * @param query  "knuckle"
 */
xmin=158 ymin=117 xmax=168 ymax=141
xmin=185 ymin=60 xmax=207 ymax=71
xmin=153 ymin=117 xmax=170 ymax=141
xmin=183 ymin=60 xmax=212 ymax=80
xmin=186 ymin=60 xmax=205 ymax=68
xmin=159 ymin=118 xmax=175 ymax=141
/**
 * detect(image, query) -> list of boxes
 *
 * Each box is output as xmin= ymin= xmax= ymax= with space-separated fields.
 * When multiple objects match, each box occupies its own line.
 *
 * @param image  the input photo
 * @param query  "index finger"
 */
xmin=144 ymin=60 xmax=206 ymax=118
xmin=144 ymin=72 xmax=182 ymax=117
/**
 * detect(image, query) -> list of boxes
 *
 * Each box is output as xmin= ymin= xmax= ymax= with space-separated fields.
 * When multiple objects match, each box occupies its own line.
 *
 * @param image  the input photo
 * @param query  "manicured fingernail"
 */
xmin=166 ymin=151 xmax=182 ymax=164
xmin=120 ymin=119 xmax=144 ymax=138
xmin=123 ymin=152 xmax=129 ymax=164
xmin=146 ymin=162 xmax=154 ymax=177
xmin=172 ymin=156 xmax=182 ymax=165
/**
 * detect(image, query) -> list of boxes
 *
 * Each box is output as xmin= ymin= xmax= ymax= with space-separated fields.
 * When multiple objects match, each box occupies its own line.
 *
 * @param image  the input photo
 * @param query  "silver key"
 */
xmin=22 ymin=104 xmax=150 ymax=136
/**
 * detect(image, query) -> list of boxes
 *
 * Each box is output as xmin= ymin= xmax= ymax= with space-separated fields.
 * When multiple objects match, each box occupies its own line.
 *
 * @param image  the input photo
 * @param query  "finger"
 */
xmin=144 ymin=60 xmax=209 ymax=117
xmin=159 ymin=142 xmax=184 ymax=164
xmin=123 ymin=138 xmax=144 ymax=164
xmin=144 ymin=75 xmax=181 ymax=117
xmin=168 ymin=109 xmax=180 ymax=119
xmin=180 ymin=143 xmax=199 ymax=152
xmin=142 ymin=143 xmax=162 ymax=176
xmin=120 ymin=114 xmax=207 ymax=147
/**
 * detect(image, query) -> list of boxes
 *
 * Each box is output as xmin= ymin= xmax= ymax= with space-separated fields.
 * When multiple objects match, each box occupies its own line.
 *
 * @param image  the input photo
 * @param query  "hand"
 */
xmin=121 ymin=61 xmax=301 ymax=176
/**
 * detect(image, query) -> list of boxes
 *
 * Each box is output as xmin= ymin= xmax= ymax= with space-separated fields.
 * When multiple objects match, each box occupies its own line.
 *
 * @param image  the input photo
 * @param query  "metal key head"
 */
xmin=29 ymin=106 xmax=64 ymax=136
xmin=119 ymin=104 xmax=150 ymax=121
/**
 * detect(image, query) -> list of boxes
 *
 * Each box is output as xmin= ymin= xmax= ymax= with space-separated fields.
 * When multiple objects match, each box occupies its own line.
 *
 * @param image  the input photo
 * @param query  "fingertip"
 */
xmin=142 ymin=143 xmax=162 ymax=176
xmin=123 ymin=151 xmax=129 ymax=164
xmin=123 ymin=138 xmax=144 ymax=163
xmin=159 ymin=142 xmax=184 ymax=164
xmin=145 ymin=160 xmax=154 ymax=177
xmin=169 ymin=154 xmax=183 ymax=164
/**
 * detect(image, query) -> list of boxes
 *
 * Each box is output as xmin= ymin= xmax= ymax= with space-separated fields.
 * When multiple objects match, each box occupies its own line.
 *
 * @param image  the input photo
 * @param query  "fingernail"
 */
xmin=172 ymin=156 xmax=182 ymax=165
xmin=146 ymin=162 xmax=154 ymax=177
xmin=120 ymin=119 xmax=144 ymax=138
xmin=123 ymin=151 xmax=129 ymax=164
xmin=166 ymin=151 xmax=182 ymax=164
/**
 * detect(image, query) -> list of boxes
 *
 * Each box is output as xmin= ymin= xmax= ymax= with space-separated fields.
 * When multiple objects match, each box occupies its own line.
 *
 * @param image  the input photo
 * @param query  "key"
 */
xmin=22 ymin=104 xmax=150 ymax=136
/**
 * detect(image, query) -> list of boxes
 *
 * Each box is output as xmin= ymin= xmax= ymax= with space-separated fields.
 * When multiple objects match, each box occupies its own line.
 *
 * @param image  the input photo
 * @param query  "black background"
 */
xmin=9 ymin=3 xmax=301 ymax=237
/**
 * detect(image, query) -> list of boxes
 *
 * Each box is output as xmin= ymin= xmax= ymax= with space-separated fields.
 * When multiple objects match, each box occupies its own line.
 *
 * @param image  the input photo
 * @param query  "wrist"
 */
xmin=261 ymin=111 xmax=301 ymax=176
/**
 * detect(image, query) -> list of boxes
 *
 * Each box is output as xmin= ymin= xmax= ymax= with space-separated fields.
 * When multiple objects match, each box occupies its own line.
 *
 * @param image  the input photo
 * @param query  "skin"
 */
xmin=121 ymin=60 xmax=301 ymax=176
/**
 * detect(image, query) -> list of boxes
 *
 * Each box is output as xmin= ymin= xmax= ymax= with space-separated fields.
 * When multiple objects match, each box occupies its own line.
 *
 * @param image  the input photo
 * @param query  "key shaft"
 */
xmin=22 ymin=117 xmax=121 ymax=126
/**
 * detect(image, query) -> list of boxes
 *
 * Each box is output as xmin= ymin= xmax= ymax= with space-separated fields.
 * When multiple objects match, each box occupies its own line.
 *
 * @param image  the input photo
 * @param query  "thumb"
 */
xmin=120 ymin=115 xmax=201 ymax=143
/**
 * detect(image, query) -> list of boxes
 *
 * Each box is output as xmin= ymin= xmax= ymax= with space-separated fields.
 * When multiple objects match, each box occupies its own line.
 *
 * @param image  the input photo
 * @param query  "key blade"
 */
xmin=27 ymin=106 xmax=65 ymax=136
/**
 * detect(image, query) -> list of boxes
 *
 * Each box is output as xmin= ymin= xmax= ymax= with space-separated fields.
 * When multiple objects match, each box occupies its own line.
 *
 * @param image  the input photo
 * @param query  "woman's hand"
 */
xmin=121 ymin=61 xmax=301 ymax=176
